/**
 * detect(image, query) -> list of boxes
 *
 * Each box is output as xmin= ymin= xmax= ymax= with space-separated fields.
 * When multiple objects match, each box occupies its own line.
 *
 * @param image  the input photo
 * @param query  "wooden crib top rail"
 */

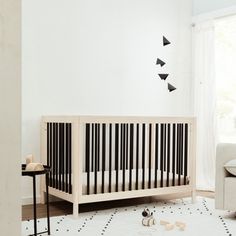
xmin=42 ymin=115 xmax=196 ymax=125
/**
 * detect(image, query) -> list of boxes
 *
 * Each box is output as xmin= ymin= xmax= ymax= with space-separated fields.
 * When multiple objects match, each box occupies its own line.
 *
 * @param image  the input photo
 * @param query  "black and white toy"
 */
xmin=142 ymin=208 xmax=156 ymax=227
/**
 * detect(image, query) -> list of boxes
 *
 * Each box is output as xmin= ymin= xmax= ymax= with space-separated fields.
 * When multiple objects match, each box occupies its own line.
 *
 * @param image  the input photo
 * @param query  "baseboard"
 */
xmin=22 ymin=196 xmax=41 ymax=205
xmin=22 ymin=194 xmax=62 ymax=205
xmin=152 ymin=192 xmax=191 ymax=201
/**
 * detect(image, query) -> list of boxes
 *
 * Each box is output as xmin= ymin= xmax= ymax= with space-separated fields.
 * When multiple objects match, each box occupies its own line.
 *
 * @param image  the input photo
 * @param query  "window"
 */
xmin=215 ymin=15 xmax=236 ymax=143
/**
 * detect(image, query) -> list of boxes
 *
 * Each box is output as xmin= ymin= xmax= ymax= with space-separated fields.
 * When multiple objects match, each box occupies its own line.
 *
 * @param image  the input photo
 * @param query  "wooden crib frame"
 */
xmin=40 ymin=116 xmax=196 ymax=218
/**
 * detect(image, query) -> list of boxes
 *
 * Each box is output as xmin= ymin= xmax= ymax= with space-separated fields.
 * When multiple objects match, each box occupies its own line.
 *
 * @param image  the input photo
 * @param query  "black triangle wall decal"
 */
xmin=163 ymin=36 xmax=171 ymax=46
xmin=156 ymin=58 xmax=166 ymax=67
xmin=168 ymin=83 xmax=176 ymax=92
xmin=158 ymin=74 xmax=169 ymax=80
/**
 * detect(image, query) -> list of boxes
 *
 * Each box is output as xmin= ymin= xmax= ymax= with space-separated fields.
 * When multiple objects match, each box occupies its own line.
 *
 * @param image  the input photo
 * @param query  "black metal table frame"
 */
xmin=22 ymin=165 xmax=51 ymax=236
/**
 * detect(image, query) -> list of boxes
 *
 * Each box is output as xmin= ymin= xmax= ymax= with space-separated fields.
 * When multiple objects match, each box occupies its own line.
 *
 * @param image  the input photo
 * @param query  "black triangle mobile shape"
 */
xmin=163 ymin=36 xmax=171 ymax=46
xmin=168 ymin=83 xmax=176 ymax=92
xmin=158 ymin=74 xmax=169 ymax=80
xmin=156 ymin=58 xmax=166 ymax=67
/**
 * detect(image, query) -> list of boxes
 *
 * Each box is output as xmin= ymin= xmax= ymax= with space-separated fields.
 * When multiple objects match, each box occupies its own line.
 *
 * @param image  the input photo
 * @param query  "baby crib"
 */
xmin=40 ymin=116 xmax=196 ymax=218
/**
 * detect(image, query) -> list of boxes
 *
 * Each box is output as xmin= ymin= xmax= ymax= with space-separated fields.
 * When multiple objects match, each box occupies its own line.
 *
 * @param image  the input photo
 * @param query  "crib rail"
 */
xmin=41 ymin=116 xmax=196 ymax=205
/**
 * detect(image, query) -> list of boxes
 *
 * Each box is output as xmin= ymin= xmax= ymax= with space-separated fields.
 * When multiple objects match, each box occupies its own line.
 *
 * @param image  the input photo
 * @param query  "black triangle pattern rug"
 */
xmin=22 ymin=197 xmax=235 ymax=236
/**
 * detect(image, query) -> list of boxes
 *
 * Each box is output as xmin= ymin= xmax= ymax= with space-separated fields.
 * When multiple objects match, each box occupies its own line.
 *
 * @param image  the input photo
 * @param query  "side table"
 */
xmin=22 ymin=164 xmax=51 ymax=236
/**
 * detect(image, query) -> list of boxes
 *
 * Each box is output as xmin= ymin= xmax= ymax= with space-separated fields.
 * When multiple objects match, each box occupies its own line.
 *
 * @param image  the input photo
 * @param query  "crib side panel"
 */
xmin=41 ymin=116 xmax=196 ymax=205
xmin=41 ymin=117 xmax=76 ymax=202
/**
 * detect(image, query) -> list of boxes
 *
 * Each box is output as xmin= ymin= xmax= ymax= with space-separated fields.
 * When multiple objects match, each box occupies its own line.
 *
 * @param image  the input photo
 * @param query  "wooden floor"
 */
xmin=22 ymin=191 xmax=214 ymax=221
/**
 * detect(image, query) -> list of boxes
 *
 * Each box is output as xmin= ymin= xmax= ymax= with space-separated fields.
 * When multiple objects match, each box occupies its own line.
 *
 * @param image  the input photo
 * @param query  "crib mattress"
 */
xmin=82 ymin=169 xmax=189 ymax=195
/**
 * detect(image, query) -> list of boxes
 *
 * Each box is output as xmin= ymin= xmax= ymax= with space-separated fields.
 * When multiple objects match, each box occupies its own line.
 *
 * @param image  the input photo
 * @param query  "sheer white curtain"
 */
xmin=193 ymin=20 xmax=216 ymax=191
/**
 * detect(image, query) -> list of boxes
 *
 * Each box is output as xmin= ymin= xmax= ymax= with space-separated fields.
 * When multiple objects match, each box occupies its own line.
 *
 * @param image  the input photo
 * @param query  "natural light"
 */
xmin=215 ymin=15 xmax=236 ymax=143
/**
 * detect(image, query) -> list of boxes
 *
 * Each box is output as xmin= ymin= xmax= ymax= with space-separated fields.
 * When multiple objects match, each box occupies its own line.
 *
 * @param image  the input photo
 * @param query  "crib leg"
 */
xmin=40 ymin=191 xmax=46 ymax=204
xmin=73 ymin=202 xmax=79 ymax=219
xmin=191 ymin=189 xmax=196 ymax=203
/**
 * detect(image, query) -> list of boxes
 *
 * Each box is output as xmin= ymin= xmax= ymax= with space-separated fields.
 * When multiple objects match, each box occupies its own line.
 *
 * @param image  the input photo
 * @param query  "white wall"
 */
xmin=0 ymin=0 xmax=21 ymax=234
xmin=193 ymin=0 xmax=236 ymax=15
xmin=22 ymin=0 xmax=192 ymax=203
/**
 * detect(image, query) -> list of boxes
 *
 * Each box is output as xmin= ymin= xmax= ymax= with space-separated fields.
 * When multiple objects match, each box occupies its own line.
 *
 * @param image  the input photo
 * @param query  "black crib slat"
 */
xmin=50 ymin=123 xmax=53 ymax=187
xmin=126 ymin=124 xmax=129 ymax=169
xmin=52 ymin=123 xmax=56 ymax=188
xmin=120 ymin=124 xmax=123 ymax=170
xmin=109 ymin=124 xmax=112 ymax=193
xmin=142 ymin=124 xmax=145 ymax=189
xmin=122 ymin=124 xmax=126 ymax=191
xmin=47 ymin=123 xmax=50 ymax=171
xmin=58 ymin=124 xmax=61 ymax=191
xmin=65 ymin=124 xmax=69 ymax=193
xmin=180 ymin=124 xmax=184 ymax=184
xmin=51 ymin=123 xmax=54 ymax=187
xmin=179 ymin=124 xmax=183 ymax=185
xmin=160 ymin=124 xmax=164 ymax=187
xmin=94 ymin=124 xmax=98 ymax=194
xmin=172 ymin=124 xmax=176 ymax=186
xmin=58 ymin=123 xmax=62 ymax=191
xmin=98 ymin=124 xmax=100 ymax=172
xmin=85 ymin=124 xmax=90 ymax=195
xmin=136 ymin=124 xmax=139 ymax=190
xmin=61 ymin=123 xmax=64 ymax=191
xmin=47 ymin=123 xmax=49 ymax=186
xmin=148 ymin=124 xmax=152 ymax=189
xmin=68 ymin=123 xmax=72 ymax=194
xmin=56 ymin=123 xmax=59 ymax=189
xmin=167 ymin=124 xmax=170 ymax=187
xmin=115 ymin=124 xmax=119 ymax=192
xmin=91 ymin=124 xmax=94 ymax=172
xmin=184 ymin=124 xmax=188 ymax=185
xmin=180 ymin=124 xmax=183 ymax=183
xmin=48 ymin=123 xmax=52 ymax=187
xmin=62 ymin=123 xmax=65 ymax=192
xmin=176 ymin=124 xmax=179 ymax=182
xmin=181 ymin=124 xmax=184 ymax=175
xmin=155 ymin=124 xmax=159 ymax=188
xmin=129 ymin=124 xmax=134 ymax=191
xmin=102 ymin=124 xmax=106 ymax=193
xmin=164 ymin=124 xmax=166 ymax=172
xmin=177 ymin=124 xmax=181 ymax=186
xmin=176 ymin=124 xmax=179 ymax=175
xmin=181 ymin=124 xmax=185 ymax=175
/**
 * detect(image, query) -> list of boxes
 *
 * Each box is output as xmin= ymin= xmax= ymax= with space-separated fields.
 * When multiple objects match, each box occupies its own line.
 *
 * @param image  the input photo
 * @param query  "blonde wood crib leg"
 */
xmin=40 ymin=173 xmax=46 ymax=204
xmin=191 ymin=189 xmax=196 ymax=203
xmin=40 ymin=191 xmax=46 ymax=204
xmin=73 ymin=202 xmax=79 ymax=219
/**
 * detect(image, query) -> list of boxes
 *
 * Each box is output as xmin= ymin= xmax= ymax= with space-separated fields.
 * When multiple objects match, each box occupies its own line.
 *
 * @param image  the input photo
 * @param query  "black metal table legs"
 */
xmin=33 ymin=175 xmax=37 ymax=236
xmin=30 ymin=174 xmax=50 ymax=236
xmin=46 ymin=173 xmax=51 ymax=235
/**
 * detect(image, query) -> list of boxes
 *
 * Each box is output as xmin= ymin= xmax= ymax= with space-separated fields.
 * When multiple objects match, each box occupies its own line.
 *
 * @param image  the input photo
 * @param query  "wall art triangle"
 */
xmin=158 ymin=74 xmax=169 ymax=80
xmin=163 ymin=36 xmax=171 ymax=46
xmin=156 ymin=58 xmax=166 ymax=67
xmin=168 ymin=83 xmax=176 ymax=92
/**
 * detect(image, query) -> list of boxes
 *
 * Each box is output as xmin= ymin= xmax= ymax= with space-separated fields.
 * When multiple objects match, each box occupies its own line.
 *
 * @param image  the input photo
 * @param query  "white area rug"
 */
xmin=22 ymin=197 xmax=236 ymax=236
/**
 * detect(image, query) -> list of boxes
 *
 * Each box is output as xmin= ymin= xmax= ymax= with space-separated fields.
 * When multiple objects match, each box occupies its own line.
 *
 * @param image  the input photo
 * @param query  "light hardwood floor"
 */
xmin=22 ymin=191 xmax=214 ymax=221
